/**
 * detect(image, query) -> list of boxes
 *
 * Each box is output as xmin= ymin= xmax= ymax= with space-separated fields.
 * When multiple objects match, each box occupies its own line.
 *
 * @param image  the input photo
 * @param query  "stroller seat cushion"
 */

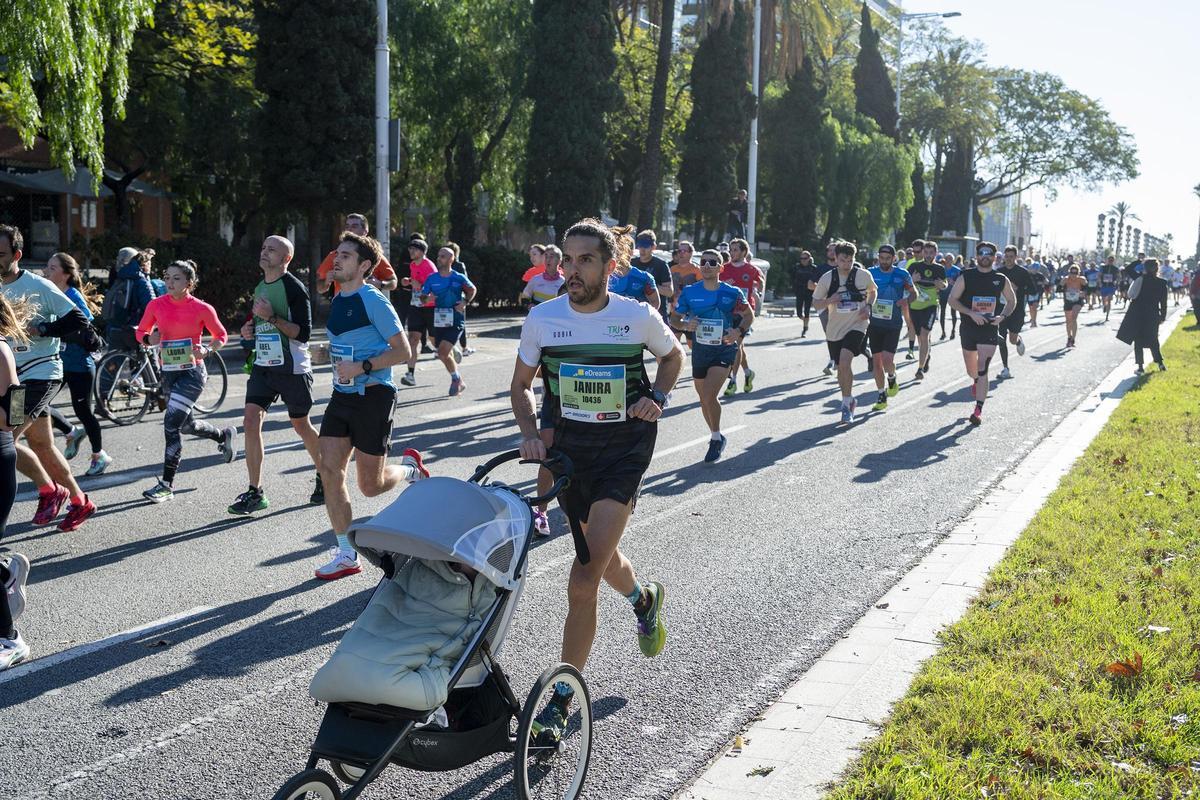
xmin=310 ymin=557 xmax=496 ymax=711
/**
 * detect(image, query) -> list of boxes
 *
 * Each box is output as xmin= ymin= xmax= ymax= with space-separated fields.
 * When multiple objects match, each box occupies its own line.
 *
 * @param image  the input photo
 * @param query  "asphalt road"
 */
xmin=1 ymin=296 xmax=1152 ymax=800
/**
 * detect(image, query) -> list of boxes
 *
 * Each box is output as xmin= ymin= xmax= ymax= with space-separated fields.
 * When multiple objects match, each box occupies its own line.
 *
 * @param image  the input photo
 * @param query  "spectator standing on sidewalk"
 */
xmin=1117 ymin=258 xmax=1169 ymax=375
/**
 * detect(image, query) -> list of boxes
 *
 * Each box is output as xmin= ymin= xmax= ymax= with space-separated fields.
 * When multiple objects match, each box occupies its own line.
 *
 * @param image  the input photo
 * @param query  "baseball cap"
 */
xmin=878 ymin=244 xmax=896 ymax=255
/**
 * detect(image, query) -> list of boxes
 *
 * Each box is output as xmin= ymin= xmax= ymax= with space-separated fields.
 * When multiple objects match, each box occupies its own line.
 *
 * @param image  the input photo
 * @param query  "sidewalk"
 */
xmin=679 ymin=308 xmax=1194 ymax=800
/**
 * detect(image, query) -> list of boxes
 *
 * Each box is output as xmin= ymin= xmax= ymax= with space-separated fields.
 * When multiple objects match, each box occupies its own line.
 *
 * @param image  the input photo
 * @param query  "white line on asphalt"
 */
xmin=0 ymin=606 xmax=214 ymax=687
xmin=652 ymin=425 xmax=748 ymax=460
xmin=418 ymin=398 xmax=511 ymax=421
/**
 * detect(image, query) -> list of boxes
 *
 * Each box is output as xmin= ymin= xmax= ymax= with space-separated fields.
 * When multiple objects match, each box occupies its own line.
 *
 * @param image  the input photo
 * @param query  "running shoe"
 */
xmin=32 ymin=485 xmax=68 ymax=526
xmin=968 ymin=407 xmax=983 ymax=426
xmin=823 ymin=360 xmax=834 ymax=376
xmin=532 ymin=509 xmax=550 ymax=537
xmin=914 ymin=368 xmax=925 ymax=382
xmin=939 ymin=331 xmax=946 ymax=341
xmin=0 ymin=631 xmax=30 ymax=671
xmin=462 ymin=347 xmax=476 ymax=357
xmin=872 ymin=392 xmax=887 ymax=412
xmin=143 ymin=480 xmax=174 ymax=504
xmin=449 ymin=376 xmax=464 ymax=396
xmin=998 ymin=367 xmax=1011 ymax=380
xmin=1016 ymin=337 xmax=1026 ymax=356
xmin=63 ymin=426 xmax=87 ymax=460
xmin=310 ymin=474 xmax=325 ymax=505
xmin=530 ymin=689 xmax=572 ymax=746
xmin=228 ymin=486 xmax=268 ymax=515
xmin=886 ymin=375 xmax=899 ymax=397
xmin=636 ymin=581 xmax=667 ymax=657
xmin=723 ymin=379 xmax=737 ymax=398
xmin=742 ymin=370 xmax=755 ymax=393
xmin=840 ymin=397 xmax=857 ymax=425
xmin=3 ymin=552 xmax=30 ymax=623
xmin=1067 ymin=338 xmax=1075 ymax=349
xmin=703 ymin=434 xmax=727 ymax=464
xmin=421 ymin=343 xmax=434 ymax=355
xmin=219 ymin=427 xmax=237 ymax=464
xmin=58 ymin=495 xmax=96 ymax=531
xmin=905 ymin=345 xmax=915 ymax=360
xmin=922 ymin=356 xmax=931 ymax=373
xmin=86 ymin=451 xmax=113 ymax=476
xmin=800 ymin=328 xmax=807 ymax=339
xmin=401 ymin=448 xmax=430 ymax=480
xmin=949 ymin=330 xmax=956 ymax=340
xmin=1134 ymin=365 xmax=1145 ymax=376
xmin=1156 ymin=362 xmax=1167 ymax=372
xmin=400 ymin=371 xmax=417 ymax=387
xmin=315 ymin=547 xmax=361 ymax=581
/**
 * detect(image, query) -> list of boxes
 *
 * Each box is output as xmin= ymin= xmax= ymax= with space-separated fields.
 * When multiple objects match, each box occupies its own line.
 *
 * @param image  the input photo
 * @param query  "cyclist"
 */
xmin=867 ymin=245 xmax=914 ymax=411
xmin=1 ymin=293 xmax=32 ymax=670
xmin=1099 ymin=255 xmax=1121 ymax=321
xmin=42 ymin=252 xmax=111 ymax=475
xmin=670 ymin=248 xmax=753 ymax=462
xmin=135 ymin=260 xmax=237 ymax=502
xmin=316 ymin=232 xmax=428 ymax=581
xmin=813 ymin=240 xmax=877 ymax=424
xmin=229 ymin=235 xmax=323 ymax=515
xmin=719 ymin=239 xmax=763 ymax=395
xmin=948 ymin=242 xmax=1016 ymax=426
xmin=0 ymin=225 xmax=97 ymax=531
xmin=995 ymin=245 xmax=1031 ymax=379
xmin=511 ymin=218 xmax=681 ymax=744
xmin=1062 ymin=264 xmax=1087 ymax=348
xmin=907 ymin=240 xmax=947 ymax=380
xmin=316 ymin=213 xmax=397 ymax=296
xmin=419 ymin=246 xmax=477 ymax=396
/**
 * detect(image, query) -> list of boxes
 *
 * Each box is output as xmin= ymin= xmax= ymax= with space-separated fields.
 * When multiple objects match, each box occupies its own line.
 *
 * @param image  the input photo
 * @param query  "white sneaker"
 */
xmin=3 ymin=552 xmax=30 ymax=623
xmin=823 ymin=359 xmax=834 ymax=376
xmin=0 ymin=630 xmax=30 ymax=670
xmin=998 ymin=367 xmax=1011 ymax=379
xmin=1016 ymin=337 xmax=1026 ymax=356
xmin=315 ymin=547 xmax=361 ymax=581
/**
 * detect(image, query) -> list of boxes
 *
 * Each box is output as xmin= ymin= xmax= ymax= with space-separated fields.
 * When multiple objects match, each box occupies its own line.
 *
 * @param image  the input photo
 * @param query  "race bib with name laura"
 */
xmin=559 ymin=363 xmax=626 ymax=423
xmin=161 ymin=338 xmax=195 ymax=371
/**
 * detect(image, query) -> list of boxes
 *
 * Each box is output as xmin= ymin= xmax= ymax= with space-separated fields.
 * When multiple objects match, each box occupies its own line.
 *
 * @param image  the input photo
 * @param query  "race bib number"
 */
xmin=1066 ymin=290 xmax=1082 ymax=302
xmin=971 ymin=296 xmax=997 ymax=316
xmin=559 ymin=363 xmax=626 ymax=423
xmin=835 ymin=292 xmax=859 ymax=313
xmin=434 ymin=307 xmax=455 ymax=328
xmin=915 ymin=286 xmax=931 ymax=302
xmin=1102 ymin=275 xmax=1114 ymax=284
xmin=330 ymin=343 xmax=355 ymax=387
xmin=410 ymin=286 xmax=424 ymax=306
xmin=161 ymin=338 xmax=194 ymax=371
xmin=871 ymin=299 xmax=895 ymax=320
xmin=695 ymin=319 xmax=724 ymax=346
xmin=1087 ymin=278 xmax=1098 ymax=287
xmin=255 ymin=330 xmax=285 ymax=367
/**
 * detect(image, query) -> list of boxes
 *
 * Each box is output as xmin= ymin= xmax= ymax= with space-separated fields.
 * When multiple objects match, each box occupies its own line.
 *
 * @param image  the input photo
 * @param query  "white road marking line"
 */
xmin=652 ymin=425 xmax=747 ymax=460
xmin=0 ymin=606 xmax=214 ymax=686
xmin=418 ymin=398 xmax=511 ymax=421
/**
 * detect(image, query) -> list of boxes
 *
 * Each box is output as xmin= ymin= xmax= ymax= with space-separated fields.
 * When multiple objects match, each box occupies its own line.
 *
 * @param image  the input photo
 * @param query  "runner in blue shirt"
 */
xmin=419 ymin=245 xmax=477 ymax=396
xmin=1083 ymin=263 xmax=1102 ymax=310
xmin=867 ymin=245 xmax=916 ymax=410
xmin=609 ymin=262 xmax=661 ymax=308
xmin=670 ymin=248 xmax=753 ymax=463
xmin=317 ymin=232 xmax=428 ymax=582
xmin=939 ymin=254 xmax=962 ymax=340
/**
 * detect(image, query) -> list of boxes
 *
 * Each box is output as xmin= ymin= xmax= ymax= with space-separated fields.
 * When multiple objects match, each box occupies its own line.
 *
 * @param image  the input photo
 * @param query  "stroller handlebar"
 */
xmin=469 ymin=449 xmax=574 ymax=506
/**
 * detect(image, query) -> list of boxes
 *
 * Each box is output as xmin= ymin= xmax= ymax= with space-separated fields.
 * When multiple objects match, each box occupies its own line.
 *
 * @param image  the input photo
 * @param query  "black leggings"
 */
xmin=162 ymin=367 xmax=223 ymax=485
xmin=939 ymin=295 xmax=957 ymax=330
xmin=795 ymin=291 xmax=813 ymax=321
xmin=47 ymin=369 xmax=103 ymax=454
xmin=1134 ymin=335 xmax=1162 ymax=367
xmin=0 ymin=431 xmax=17 ymax=638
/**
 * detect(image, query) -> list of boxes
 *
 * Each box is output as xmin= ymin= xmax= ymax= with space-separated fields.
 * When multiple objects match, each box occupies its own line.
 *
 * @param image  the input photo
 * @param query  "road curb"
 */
xmin=676 ymin=308 xmax=1192 ymax=800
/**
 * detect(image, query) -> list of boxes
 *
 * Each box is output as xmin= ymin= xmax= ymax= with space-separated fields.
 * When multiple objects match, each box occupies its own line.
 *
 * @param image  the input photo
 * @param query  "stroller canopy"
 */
xmin=349 ymin=477 xmax=530 ymax=590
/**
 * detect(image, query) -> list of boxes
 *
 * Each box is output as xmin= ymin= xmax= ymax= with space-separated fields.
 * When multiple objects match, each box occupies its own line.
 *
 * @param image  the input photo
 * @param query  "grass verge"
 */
xmin=827 ymin=321 xmax=1200 ymax=799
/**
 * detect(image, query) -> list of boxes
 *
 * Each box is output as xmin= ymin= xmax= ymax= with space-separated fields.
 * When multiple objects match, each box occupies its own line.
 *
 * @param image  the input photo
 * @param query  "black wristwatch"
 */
xmin=651 ymin=389 xmax=669 ymax=408
xmin=362 ymin=359 xmax=373 ymax=375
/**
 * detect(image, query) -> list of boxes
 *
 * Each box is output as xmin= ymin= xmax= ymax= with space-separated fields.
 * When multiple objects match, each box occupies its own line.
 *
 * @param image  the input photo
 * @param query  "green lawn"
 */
xmin=827 ymin=322 xmax=1200 ymax=799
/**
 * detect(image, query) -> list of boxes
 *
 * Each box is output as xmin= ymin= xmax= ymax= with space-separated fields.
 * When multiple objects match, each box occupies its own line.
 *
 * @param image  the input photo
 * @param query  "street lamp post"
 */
xmin=894 ymin=10 xmax=961 ymax=121
xmin=747 ymin=0 xmax=763 ymax=247
xmin=375 ymin=0 xmax=390 ymax=258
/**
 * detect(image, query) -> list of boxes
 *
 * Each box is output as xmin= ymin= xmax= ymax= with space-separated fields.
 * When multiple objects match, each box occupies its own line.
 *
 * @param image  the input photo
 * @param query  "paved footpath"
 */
xmin=1 ymin=299 xmax=1151 ymax=799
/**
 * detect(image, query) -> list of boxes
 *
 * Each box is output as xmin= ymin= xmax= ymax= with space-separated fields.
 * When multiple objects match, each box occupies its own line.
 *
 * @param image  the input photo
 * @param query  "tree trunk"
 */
xmin=446 ymin=130 xmax=480 ymax=248
xmin=101 ymin=167 xmax=147 ymax=234
xmin=635 ymin=0 xmax=676 ymax=232
xmin=306 ymin=206 xmax=323 ymax=298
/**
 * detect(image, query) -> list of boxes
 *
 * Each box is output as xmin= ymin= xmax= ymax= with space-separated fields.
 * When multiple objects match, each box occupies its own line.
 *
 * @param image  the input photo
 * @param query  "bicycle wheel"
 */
xmin=514 ymin=663 xmax=592 ymax=800
xmin=194 ymin=349 xmax=228 ymax=417
xmin=94 ymin=351 xmax=153 ymax=426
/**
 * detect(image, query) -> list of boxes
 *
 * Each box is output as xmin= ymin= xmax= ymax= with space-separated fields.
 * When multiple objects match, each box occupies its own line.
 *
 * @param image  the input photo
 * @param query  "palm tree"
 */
xmin=1110 ymin=201 xmax=1139 ymax=258
xmin=1193 ymin=183 xmax=1200 ymax=261
xmin=699 ymin=0 xmax=846 ymax=81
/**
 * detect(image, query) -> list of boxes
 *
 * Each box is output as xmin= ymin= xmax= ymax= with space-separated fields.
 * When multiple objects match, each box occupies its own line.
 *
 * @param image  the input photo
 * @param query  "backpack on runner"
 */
xmin=100 ymin=276 xmax=136 ymax=327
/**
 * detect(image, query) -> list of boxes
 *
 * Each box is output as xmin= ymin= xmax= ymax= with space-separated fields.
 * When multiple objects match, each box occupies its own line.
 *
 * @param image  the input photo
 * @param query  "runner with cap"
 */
xmin=906 ymin=240 xmax=947 ymax=380
xmin=948 ymin=241 xmax=1017 ymax=426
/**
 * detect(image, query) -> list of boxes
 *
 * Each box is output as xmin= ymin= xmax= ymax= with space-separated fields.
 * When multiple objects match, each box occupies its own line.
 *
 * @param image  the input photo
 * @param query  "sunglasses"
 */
xmin=635 ymin=240 xmax=654 ymax=248
xmin=700 ymin=259 xmax=719 ymax=267
xmin=977 ymin=250 xmax=995 ymax=256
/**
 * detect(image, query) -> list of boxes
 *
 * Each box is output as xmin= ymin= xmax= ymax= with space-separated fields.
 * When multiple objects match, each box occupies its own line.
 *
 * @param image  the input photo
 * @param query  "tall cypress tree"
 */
xmin=764 ymin=57 xmax=828 ymax=250
xmin=899 ymin=161 xmax=929 ymax=242
xmin=852 ymin=2 xmax=898 ymax=140
xmin=523 ymin=0 xmax=618 ymax=236
xmin=676 ymin=6 xmax=754 ymax=244
xmin=929 ymin=136 xmax=973 ymax=236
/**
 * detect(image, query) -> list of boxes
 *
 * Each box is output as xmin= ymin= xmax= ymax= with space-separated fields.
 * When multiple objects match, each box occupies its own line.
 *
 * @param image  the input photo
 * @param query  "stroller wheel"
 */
xmin=514 ymin=663 xmax=592 ymax=800
xmin=329 ymin=761 xmax=366 ymax=785
xmin=270 ymin=768 xmax=342 ymax=800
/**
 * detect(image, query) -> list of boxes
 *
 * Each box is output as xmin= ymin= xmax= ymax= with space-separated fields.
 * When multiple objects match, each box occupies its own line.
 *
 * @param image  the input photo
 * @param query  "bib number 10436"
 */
xmin=559 ymin=362 xmax=626 ymax=423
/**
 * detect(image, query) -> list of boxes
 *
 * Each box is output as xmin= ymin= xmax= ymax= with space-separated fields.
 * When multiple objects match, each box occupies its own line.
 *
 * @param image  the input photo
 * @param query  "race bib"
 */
xmin=695 ymin=319 xmax=724 ymax=346
xmin=255 ymin=331 xmax=285 ymax=368
xmin=835 ymin=292 xmax=859 ymax=313
xmin=434 ymin=307 xmax=455 ymax=328
xmin=871 ymin=299 xmax=895 ymax=320
xmin=1102 ymin=275 xmax=1114 ymax=284
xmin=329 ymin=343 xmax=355 ymax=387
xmin=1066 ymin=290 xmax=1082 ymax=302
xmin=161 ymin=338 xmax=194 ymax=371
xmin=410 ymin=286 xmax=424 ymax=306
xmin=559 ymin=363 xmax=626 ymax=423
xmin=1087 ymin=278 xmax=1098 ymax=287
xmin=971 ymin=296 xmax=997 ymax=316
xmin=916 ymin=286 xmax=931 ymax=302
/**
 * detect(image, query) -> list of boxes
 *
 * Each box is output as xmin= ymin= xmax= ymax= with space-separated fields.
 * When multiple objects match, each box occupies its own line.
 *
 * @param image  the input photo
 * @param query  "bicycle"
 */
xmin=94 ymin=344 xmax=228 ymax=426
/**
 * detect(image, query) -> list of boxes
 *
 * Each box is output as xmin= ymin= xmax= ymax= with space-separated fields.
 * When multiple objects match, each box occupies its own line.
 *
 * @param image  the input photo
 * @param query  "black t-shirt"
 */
xmin=958 ymin=268 xmax=1011 ymax=328
xmin=910 ymin=261 xmax=947 ymax=287
xmin=996 ymin=265 xmax=1032 ymax=303
xmin=793 ymin=262 xmax=819 ymax=293
xmin=1100 ymin=265 xmax=1120 ymax=286
xmin=632 ymin=255 xmax=672 ymax=316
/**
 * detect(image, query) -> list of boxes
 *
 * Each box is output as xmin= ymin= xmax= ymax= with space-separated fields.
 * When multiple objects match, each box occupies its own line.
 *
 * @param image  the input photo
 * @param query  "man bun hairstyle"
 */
xmin=564 ymin=218 xmax=633 ymax=270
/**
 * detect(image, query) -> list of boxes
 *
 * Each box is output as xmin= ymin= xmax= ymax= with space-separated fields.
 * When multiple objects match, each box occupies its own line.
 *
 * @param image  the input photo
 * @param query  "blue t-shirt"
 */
xmin=62 ymin=286 xmax=95 ymax=373
xmin=420 ymin=270 xmax=475 ymax=327
xmin=1084 ymin=268 xmax=1100 ymax=288
xmin=608 ymin=267 xmax=656 ymax=303
xmin=327 ymin=285 xmax=404 ymax=394
xmin=868 ymin=266 xmax=913 ymax=329
xmin=675 ymin=281 xmax=747 ymax=346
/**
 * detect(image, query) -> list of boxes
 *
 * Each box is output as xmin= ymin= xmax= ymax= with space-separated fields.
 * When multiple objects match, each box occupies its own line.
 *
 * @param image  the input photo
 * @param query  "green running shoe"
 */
xmin=742 ymin=369 xmax=755 ymax=393
xmin=723 ymin=379 xmax=737 ymax=398
xmin=228 ymin=486 xmax=269 ymax=515
xmin=887 ymin=375 xmax=899 ymax=397
xmin=530 ymin=688 xmax=572 ymax=746
xmin=636 ymin=581 xmax=667 ymax=658
xmin=142 ymin=480 xmax=174 ymax=504
xmin=872 ymin=392 xmax=887 ymax=411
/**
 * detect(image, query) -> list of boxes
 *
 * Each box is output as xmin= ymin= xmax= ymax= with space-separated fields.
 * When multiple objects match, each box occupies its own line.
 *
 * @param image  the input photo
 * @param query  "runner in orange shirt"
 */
xmin=316 ymin=214 xmax=398 ymax=295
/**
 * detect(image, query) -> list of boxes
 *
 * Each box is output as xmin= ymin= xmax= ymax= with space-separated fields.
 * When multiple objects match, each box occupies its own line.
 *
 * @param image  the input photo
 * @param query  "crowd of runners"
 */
xmin=0 ymin=216 xmax=1195 ymax=743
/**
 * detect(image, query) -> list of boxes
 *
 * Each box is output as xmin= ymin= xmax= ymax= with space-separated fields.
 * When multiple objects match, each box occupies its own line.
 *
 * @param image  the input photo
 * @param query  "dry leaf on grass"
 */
xmin=1106 ymin=651 xmax=1144 ymax=678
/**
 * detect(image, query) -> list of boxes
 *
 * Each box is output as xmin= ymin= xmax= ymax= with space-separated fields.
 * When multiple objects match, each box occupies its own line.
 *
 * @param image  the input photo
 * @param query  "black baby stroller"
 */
xmin=271 ymin=451 xmax=593 ymax=800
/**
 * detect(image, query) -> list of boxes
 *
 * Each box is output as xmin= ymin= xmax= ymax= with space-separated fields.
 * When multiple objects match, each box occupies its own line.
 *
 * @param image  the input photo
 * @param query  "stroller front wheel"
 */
xmin=329 ymin=761 xmax=366 ymax=785
xmin=514 ymin=663 xmax=593 ymax=800
xmin=270 ymin=768 xmax=342 ymax=800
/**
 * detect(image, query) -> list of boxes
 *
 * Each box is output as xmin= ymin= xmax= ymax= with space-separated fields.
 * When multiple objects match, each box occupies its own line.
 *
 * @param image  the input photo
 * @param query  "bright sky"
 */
xmin=901 ymin=0 xmax=1199 ymax=256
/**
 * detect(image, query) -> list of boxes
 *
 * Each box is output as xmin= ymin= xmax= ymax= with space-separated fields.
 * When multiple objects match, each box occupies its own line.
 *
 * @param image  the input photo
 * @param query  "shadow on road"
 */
xmin=852 ymin=421 xmax=974 ymax=483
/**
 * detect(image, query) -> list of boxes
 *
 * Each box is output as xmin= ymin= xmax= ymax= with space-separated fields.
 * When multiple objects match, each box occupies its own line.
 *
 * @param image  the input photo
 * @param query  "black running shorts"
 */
xmin=959 ymin=321 xmax=999 ymax=352
xmin=21 ymin=379 xmax=62 ymax=421
xmin=867 ymin=325 xmax=902 ymax=355
xmin=909 ymin=305 xmax=938 ymax=332
xmin=999 ymin=311 xmax=1025 ymax=337
xmin=554 ymin=418 xmax=656 ymax=524
xmin=827 ymin=330 xmax=867 ymax=361
xmin=246 ymin=368 xmax=314 ymax=418
xmin=406 ymin=306 xmax=434 ymax=337
xmin=319 ymin=384 xmax=395 ymax=456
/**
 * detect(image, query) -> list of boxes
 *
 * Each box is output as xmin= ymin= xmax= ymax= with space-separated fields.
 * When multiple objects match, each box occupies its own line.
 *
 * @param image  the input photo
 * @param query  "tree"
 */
xmin=0 ymin=0 xmax=154 ymax=182
xmin=524 ymin=0 xmax=619 ymax=236
xmin=898 ymin=161 xmax=928 ymax=243
xmin=763 ymin=57 xmax=834 ymax=250
xmin=1110 ymin=201 xmax=1138 ymax=259
xmin=823 ymin=113 xmax=916 ymax=245
xmin=255 ymin=0 xmax=374 ymax=278
xmin=634 ymin=0 xmax=677 ymax=231
xmin=676 ymin=6 xmax=754 ymax=244
xmin=852 ymin=2 xmax=897 ymax=139
xmin=699 ymin=0 xmax=848 ymax=82
xmin=1193 ymin=183 xmax=1200 ymax=261
xmin=930 ymin=136 xmax=973 ymax=236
